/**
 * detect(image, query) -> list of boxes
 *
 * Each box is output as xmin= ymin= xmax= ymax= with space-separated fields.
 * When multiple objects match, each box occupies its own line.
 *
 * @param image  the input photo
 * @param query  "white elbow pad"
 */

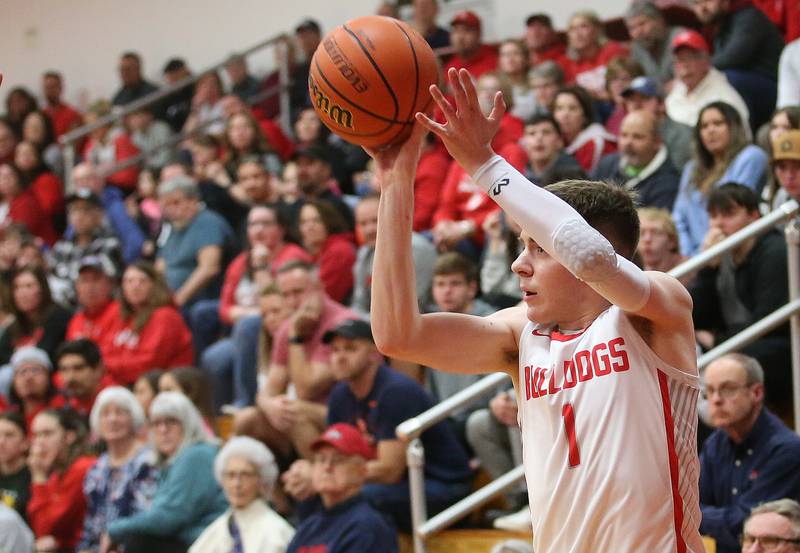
xmin=552 ymin=219 xmax=618 ymax=282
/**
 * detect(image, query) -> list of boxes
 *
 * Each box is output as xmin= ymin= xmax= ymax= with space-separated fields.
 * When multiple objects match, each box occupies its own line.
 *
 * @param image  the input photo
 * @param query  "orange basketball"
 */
xmin=308 ymin=15 xmax=439 ymax=149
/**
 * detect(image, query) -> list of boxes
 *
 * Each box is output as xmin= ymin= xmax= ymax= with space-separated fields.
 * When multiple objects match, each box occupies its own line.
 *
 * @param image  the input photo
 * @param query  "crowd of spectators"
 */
xmin=2 ymin=0 xmax=800 ymax=551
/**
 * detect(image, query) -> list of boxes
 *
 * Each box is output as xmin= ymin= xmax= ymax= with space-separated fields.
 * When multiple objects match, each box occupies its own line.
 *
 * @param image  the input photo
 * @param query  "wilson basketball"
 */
xmin=308 ymin=15 xmax=439 ymax=149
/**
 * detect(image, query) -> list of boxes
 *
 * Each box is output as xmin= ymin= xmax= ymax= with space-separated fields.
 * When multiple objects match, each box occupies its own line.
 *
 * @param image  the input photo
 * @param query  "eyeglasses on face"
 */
xmin=741 ymin=533 xmax=800 ymax=550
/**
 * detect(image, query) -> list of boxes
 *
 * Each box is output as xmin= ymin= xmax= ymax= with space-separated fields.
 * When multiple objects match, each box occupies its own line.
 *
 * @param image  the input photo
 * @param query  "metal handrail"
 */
xmin=59 ymin=33 xmax=291 ymax=147
xmin=396 ymin=372 xmax=509 ymax=441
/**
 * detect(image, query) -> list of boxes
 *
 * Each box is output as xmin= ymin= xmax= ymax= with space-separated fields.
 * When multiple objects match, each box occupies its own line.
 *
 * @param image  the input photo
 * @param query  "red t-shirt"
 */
xmin=432 ymin=142 xmax=527 ymax=246
xmin=444 ymin=44 xmax=499 ymax=79
xmin=29 ymin=172 xmax=64 ymax=218
xmin=66 ymin=300 xmax=120 ymax=344
xmin=43 ymin=103 xmax=83 ymax=139
xmin=311 ymin=234 xmax=357 ymax=304
xmin=102 ymin=305 xmax=194 ymax=385
xmin=530 ymin=42 xmax=570 ymax=70
xmin=8 ymin=188 xmax=57 ymax=245
xmin=413 ymin=145 xmax=452 ymax=232
xmin=28 ymin=456 xmax=96 ymax=550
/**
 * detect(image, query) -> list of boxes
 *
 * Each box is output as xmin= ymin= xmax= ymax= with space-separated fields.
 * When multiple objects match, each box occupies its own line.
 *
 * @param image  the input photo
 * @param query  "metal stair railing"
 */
xmin=397 ymin=199 xmax=800 ymax=553
xmin=59 ymin=33 xmax=292 ymax=188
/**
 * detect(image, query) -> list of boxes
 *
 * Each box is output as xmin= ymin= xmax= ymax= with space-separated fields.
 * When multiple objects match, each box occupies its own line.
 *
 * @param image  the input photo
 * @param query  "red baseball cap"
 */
xmin=671 ymin=30 xmax=709 ymax=53
xmin=311 ymin=423 xmax=377 ymax=460
xmin=450 ymin=10 xmax=481 ymax=31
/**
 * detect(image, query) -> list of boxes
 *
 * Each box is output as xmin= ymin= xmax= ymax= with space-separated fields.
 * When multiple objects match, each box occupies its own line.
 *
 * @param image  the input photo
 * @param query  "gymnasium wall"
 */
xmin=0 ymin=0 xmax=628 ymax=108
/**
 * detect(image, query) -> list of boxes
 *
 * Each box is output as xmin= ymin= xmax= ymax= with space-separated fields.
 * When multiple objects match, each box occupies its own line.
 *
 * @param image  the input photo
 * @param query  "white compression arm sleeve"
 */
xmin=472 ymin=155 xmax=651 ymax=312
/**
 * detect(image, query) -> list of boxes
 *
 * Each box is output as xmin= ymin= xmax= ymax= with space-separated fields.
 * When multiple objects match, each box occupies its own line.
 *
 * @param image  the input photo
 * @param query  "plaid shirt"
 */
xmin=49 ymin=226 xmax=123 ymax=305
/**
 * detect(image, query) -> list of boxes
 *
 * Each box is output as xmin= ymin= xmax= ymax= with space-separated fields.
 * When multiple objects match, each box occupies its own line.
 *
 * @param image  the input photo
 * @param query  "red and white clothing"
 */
xmin=102 ymin=305 xmax=194 ymax=385
xmin=82 ymin=128 xmax=141 ymax=191
xmin=565 ymin=123 xmax=617 ymax=174
xmin=66 ymin=300 xmax=120 ymax=344
xmin=517 ymin=305 xmax=703 ymax=553
xmin=433 ymin=143 xmax=527 ymax=247
xmin=563 ymin=42 xmax=629 ymax=96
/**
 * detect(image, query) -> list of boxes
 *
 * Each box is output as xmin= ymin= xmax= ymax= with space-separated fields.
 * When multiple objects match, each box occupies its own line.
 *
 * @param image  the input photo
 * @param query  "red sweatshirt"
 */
xmin=311 ymin=234 xmax=356 ymax=303
xmin=28 ymin=455 xmax=96 ymax=551
xmin=66 ymin=300 xmax=120 ymax=344
xmin=432 ymin=142 xmax=527 ymax=246
xmin=29 ymin=172 xmax=64 ymax=218
xmin=444 ymin=44 xmax=499 ymax=79
xmin=102 ymin=305 xmax=194 ymax=385
xmin=413 ymin=145 xmax=452 ymax=232
xmin=219 ymin=244 xmax=311 ymax=325
xmin=8 ymin=189 xmax=57 ymax=245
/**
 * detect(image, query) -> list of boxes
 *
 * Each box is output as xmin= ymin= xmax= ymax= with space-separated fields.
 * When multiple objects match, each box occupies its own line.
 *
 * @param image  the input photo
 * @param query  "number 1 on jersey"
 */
xmin=561 ymin=403 xmax=581 ymax=467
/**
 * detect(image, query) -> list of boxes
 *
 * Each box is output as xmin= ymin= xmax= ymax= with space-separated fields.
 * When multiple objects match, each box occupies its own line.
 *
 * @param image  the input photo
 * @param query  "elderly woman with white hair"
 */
xmin=78 ymin=387 xmax=158 ymax=553
xmin=104 ymin=392 xmax=227 ymax=553
xmin=189 ymin=436 xmax=294 ymax=553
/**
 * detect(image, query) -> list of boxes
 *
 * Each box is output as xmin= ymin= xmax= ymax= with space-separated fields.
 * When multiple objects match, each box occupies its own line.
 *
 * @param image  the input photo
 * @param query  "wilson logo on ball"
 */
xmin=323 ymin=37 xmax=370 ymax=93
xmin=309 ymin=75 xmax=355 ymax=129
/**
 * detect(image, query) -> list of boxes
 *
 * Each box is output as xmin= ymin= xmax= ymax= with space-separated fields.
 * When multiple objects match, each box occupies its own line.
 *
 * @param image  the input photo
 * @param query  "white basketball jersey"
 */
xmin=518 ymin=306 xmax=703 ymax=553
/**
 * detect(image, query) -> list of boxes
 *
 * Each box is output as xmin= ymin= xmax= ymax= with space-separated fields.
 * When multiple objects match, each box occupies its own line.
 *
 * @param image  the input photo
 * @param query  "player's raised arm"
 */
xmin=366 ymin=124 xmax=521 ymax=376
xmin=417 ymin=69 xmax=692 ymax=335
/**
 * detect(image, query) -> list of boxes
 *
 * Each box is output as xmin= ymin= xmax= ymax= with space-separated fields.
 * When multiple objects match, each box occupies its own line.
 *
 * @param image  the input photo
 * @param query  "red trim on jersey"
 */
xmin=531 ymin=327 xmax=590 ymax=342
xmin=657 ymin=370 xmax=687 ymax=553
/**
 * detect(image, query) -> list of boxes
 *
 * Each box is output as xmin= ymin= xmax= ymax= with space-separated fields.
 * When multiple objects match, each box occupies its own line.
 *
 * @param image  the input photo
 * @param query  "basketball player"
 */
xmin=367 ymin=67 xmax=703 ymax=552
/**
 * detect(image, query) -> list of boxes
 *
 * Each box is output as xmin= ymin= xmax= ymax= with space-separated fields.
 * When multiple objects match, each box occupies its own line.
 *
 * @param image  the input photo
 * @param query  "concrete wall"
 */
xmin=0 ymin=0 xmax=628 ymax=108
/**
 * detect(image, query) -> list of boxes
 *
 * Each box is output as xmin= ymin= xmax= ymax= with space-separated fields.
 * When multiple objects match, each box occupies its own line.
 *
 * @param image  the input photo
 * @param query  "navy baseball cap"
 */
xmin=622 ymin=76 xmax=662 ymax=99
xmin=322 ymin=319 xmax=374 ymax=344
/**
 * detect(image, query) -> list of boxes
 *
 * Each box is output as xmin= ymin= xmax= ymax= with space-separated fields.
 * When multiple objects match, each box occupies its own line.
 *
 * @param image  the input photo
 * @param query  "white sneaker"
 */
xmin=494 ymin=506 xmax=532 ymax=532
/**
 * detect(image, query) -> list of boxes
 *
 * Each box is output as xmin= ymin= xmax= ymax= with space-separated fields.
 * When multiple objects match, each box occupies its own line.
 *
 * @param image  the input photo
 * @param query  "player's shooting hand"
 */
xmin=364 ymin=121 xmax=428 ymax=189
xmin=416 ymin=68 xmax=503 ymax=176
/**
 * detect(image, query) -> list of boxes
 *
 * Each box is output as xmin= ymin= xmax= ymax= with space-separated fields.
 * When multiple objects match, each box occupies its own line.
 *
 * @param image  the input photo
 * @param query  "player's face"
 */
xmin=511 ymin=232 xmax=594 ymax=327
xmin=703 ymin=357 xmax=760 ymax=429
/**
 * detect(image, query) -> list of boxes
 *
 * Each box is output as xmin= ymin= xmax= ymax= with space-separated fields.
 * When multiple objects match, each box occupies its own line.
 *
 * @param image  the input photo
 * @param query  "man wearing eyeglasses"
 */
xmin=741 ymin=499 xmax=800 ymax=552
xmin=699 ymin=354 xmax=800 ymax=553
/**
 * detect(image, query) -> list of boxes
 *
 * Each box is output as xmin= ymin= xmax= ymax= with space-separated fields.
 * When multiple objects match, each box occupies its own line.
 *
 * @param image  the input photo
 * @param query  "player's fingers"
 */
xmin=458 ymin=69 xmax=480 ymax=112
xmin=487 ymin=91 xmax=507 ymax=123
xmin=448 ymin=68 xmax=468 ymax=112
xmin=415 ymin=112 xmax=447 ymax=136
xmin=429 ymin=84 xmax=456 ymax=120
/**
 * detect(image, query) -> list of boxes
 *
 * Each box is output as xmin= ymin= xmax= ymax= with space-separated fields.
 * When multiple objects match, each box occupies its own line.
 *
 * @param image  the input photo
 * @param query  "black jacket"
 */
xmin=593 ymin=151 xmax=680 ymax=210
xmin=711 ymin=6 xmax=784 ymax=79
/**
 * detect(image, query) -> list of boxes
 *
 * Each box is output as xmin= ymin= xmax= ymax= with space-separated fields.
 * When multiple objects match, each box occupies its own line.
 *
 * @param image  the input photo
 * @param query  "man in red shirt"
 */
xmin=66 ymin=256 xmax=119 ymax=347
xmin=443 ymin=11 xmax=498 ymax=79
xmin=524 ymin=13 xmax=569 ymax=69
xmin=52 ymin=339 xmax=112 ymax=417
xmin=41 ymin=72 xmax=83 ymax=140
